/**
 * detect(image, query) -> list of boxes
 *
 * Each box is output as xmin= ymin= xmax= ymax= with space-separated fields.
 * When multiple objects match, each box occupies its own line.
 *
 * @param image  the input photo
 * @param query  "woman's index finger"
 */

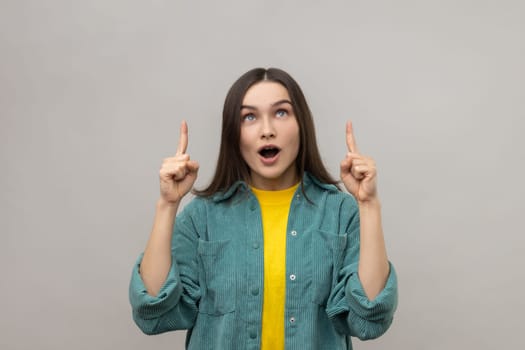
xmin=176 ymin=120 xmax=188 ymax=155
xmin=346 ymin=121 xmax=359 ymax=153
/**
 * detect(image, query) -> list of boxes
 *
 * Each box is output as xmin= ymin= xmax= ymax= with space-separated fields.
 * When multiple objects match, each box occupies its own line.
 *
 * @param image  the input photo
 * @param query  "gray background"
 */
xmin=2 ymin=0 xmax=524 ymax=349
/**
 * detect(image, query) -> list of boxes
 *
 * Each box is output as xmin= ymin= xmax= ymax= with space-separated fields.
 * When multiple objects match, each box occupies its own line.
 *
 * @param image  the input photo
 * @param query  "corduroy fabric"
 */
xmin=129 ymin=173 xmax=398 ymax=350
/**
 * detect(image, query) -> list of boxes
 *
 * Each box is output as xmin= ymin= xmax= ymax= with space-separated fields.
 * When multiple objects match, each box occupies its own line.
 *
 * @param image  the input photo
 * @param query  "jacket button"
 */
xmin=289 ymin=317 xmax=296 ymax=324
xmin=251 ymin=287 xmax=259 ymax=296
xmin=249 ymin=331 xmax=257 ymax=339
xmin=291 ymin=230 xmax=297 ymax=236
xmin=252 ymin=242 xmax=260 ymax=249
xmin=289 ymin=274 xmax=296 ymax=281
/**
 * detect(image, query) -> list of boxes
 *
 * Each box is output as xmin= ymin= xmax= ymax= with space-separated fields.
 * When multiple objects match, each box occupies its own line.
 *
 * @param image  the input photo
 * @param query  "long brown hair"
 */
xmin=194 ymin=67 xmax=339 ymax=197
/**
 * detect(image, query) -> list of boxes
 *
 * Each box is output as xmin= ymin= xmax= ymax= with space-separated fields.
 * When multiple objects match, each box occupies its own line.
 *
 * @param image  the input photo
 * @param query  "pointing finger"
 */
xmin=346 ymin=121 xmax=359 ymax=153
xmin=176 ymin=120 xmax=188 ymax=155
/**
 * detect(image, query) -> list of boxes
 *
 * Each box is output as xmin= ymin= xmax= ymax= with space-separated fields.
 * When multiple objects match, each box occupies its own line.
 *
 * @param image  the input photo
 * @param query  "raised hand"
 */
xmin=159 ymin=121 xmax=199 ymax=204
xmin=340 ymin=121 xmax=378 ymax=203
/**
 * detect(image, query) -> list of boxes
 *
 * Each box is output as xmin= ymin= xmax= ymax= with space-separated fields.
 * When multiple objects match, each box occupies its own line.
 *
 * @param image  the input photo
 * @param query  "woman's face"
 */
xmin=239 ymin=81 xmax=300 ymax=190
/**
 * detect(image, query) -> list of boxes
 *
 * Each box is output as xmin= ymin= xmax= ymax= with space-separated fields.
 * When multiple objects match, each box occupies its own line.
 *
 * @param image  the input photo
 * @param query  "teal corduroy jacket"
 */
xmin=129 ymin=173 xmax=398 ymax=349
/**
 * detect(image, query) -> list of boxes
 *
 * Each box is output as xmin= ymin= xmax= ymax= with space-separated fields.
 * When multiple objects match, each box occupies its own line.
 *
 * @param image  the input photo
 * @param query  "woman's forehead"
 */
xmin=242 ymin=81 xmax=290 ymax=108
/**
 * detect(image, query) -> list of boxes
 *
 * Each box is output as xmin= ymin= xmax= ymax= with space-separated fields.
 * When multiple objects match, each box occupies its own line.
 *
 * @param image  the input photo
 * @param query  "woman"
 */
xmin=129 ymin=68 xmax=398 ymax=349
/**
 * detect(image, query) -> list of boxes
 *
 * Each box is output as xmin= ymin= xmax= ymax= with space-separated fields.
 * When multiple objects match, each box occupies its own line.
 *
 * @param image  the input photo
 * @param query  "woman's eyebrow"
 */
xmin=241 ymin=99 xmax=292 ymax=110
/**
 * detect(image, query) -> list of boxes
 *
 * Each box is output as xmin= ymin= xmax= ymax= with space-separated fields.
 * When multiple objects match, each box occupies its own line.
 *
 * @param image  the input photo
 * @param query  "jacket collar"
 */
xmin=211 ymin=172 xmax=339 ymax=203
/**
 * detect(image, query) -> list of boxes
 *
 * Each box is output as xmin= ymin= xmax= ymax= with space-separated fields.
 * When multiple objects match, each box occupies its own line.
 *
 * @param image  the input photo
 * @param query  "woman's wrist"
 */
xmin=358 ymin=196 xmax=381 ymax=210
xmin=157 ymin=197 xmax=180 ymax=212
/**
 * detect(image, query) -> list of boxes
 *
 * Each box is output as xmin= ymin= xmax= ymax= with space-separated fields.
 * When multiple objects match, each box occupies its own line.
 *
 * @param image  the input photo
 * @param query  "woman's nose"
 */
xmin=260 ymin=116 xmax=275 ymax=139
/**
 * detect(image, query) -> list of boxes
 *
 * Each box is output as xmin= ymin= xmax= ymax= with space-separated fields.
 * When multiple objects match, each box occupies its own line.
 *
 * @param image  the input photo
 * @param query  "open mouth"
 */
xmin=258 ymin=146 xmax=281 ymax=159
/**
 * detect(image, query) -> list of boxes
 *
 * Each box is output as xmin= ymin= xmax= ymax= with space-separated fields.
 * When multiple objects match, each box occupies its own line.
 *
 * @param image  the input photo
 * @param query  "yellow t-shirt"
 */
xmin=251 ymin=183 xmax=299 ymax=350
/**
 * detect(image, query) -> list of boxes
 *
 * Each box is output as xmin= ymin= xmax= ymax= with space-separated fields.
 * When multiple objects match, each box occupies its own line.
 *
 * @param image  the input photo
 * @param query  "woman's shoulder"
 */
xmin=304 ymin=173 xmax=358 ymax=207
xmin=176 ymin=195 xmax=208 ymax=219
xmin=180 ymin=186 xmax=248 ymax=216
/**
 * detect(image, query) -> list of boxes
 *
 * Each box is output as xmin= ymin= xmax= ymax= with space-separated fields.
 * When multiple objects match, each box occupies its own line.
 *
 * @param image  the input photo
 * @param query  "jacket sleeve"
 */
xmin=326 ymin=196 xmax=398 ymax=340
xmin=128 ymin=201 xmax=202 ymax=335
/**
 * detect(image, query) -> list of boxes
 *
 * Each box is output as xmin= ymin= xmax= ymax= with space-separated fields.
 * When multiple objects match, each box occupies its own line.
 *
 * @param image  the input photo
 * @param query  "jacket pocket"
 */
xmin=310 ymin=230 xmax=347 ymax=305
xmin=197 ymin=239 xmax=236 ymax=315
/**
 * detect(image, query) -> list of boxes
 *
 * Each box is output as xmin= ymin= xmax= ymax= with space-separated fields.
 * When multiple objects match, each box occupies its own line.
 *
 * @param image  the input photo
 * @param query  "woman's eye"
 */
xmin=242 ymin=113 xmax=256 ymax=122
xmin=276 ymin=109 xmax=288 ymax=118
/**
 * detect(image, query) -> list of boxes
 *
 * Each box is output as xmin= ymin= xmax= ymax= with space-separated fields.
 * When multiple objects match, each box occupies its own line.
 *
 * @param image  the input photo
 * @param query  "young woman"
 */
xmin=129 ymin=68 xmax=398 ymax=349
